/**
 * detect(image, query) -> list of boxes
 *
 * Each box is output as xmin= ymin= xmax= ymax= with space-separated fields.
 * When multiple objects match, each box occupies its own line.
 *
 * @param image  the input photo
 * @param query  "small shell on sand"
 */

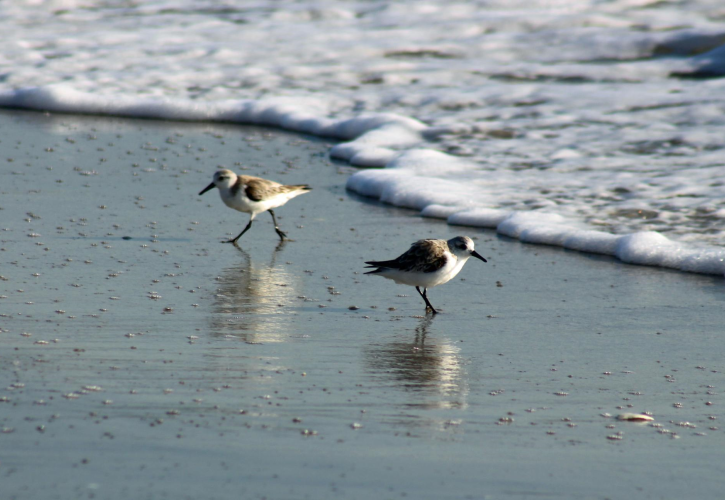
xmin=616 ymin=413 xmax=654 ymax=422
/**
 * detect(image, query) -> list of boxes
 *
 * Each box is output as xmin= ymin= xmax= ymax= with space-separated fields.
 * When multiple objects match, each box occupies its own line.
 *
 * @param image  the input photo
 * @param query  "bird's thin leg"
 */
xmin=416 ymin=286 xmax=438 ymax=314
xmin=422 ymin=288 xmax=438 ymax=314
xmin=227 ymin=219 xmax=253 ymax=245
xmin=268 ymin=209 xmax=287 ymax=241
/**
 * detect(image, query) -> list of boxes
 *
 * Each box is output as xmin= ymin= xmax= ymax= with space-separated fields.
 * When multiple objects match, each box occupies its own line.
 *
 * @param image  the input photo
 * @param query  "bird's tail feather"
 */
xmin=365 ymin=260 xmax=397 ymax=268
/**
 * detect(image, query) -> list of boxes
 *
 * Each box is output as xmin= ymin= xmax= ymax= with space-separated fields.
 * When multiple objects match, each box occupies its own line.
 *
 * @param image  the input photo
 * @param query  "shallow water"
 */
xmin=1 ymin=110 xmax=724 ymax=499
xmin=2 ymin=1 xmax=725 ymax=273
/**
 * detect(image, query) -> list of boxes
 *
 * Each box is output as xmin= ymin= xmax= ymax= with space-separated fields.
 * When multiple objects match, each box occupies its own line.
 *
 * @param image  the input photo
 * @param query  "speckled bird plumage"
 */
xmin=199 ymin=169 xmax=311 ymax=244
xmin=365 ymin=236 xmax=487 ymax=313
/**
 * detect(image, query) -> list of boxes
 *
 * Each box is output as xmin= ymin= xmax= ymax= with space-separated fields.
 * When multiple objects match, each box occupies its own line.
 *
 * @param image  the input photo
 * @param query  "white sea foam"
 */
xmin=1 ymin=1 xmax=724 ymax=276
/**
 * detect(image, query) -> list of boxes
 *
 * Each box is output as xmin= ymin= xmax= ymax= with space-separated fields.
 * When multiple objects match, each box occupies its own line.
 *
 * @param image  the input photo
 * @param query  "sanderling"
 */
xmin=365 ymin=236 xmax=487 ymax=314
xmin=199 ymin=169 xmax=311 ymax=244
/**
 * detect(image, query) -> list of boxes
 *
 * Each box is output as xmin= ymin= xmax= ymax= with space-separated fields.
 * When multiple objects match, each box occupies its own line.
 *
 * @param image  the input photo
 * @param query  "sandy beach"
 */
xmin=1 ymin=110 xmax=724 ymax=499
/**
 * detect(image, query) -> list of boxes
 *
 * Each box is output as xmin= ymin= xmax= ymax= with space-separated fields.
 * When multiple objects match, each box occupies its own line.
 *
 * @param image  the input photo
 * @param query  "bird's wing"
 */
xmin=243 ymin=177 xmax=281 ymax=202
xmin=366 ymin=239 xmax=448 ymax=273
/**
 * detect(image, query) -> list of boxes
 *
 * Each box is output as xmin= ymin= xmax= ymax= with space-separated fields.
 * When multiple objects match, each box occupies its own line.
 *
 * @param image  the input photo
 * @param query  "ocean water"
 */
xmin=1 ymin=0 xmax=725 ymax=275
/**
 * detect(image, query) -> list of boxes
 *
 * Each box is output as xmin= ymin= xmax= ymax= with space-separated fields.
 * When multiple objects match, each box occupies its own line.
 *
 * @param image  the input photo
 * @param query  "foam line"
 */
xmin=1 ymin=85 xmax=723 ymax=276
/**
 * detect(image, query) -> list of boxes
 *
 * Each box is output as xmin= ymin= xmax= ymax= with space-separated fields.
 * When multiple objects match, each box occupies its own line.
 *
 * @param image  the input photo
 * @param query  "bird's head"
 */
xmin=199 ymin=169 xmax=237 ymax=195
xmin=448 ymin=236 xmax=487 ymax=262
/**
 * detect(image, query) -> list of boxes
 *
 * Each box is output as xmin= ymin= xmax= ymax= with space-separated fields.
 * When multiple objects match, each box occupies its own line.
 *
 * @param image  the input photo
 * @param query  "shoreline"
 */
xmin=1 ymin=90 xmax=724 ymax=278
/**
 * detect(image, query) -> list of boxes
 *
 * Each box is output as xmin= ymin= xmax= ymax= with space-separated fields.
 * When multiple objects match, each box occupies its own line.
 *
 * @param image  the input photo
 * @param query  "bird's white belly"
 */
xmin=221 ymin=190 xmax=294 ymax=217
xmin=221 ymin=193 xmax=254 ymax=213
xmin=383 ymin=258 xmax=464 ymax=288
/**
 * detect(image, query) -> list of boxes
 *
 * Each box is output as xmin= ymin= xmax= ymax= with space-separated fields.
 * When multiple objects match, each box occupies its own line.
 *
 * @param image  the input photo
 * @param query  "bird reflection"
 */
xmin=363 ymin=316 xmax=468 ymax=411
xmin=207 ymin=243 xmax=301 ymax=343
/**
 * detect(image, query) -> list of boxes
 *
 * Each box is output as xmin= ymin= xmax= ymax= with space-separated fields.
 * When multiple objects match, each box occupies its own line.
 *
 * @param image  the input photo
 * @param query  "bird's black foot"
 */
xmin=425 ymin=306 xmax=438 ymax=315
xmin=224 ymin=239 xmax=241 ymax=246
xmin=275 ymin=229 xmax=288 ymax=241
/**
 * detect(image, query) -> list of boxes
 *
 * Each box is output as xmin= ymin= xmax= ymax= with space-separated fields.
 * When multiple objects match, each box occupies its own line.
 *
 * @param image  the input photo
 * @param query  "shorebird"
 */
xmin=199 ymin=169 xmax=311 ymax=244
xmin=365 ymin=236 xmax=487 ymax=314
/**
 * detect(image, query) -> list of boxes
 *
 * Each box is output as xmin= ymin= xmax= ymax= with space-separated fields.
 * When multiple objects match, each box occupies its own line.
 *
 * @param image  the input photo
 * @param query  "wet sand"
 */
xmin=1 ymin=109 xmax=724 ymax=499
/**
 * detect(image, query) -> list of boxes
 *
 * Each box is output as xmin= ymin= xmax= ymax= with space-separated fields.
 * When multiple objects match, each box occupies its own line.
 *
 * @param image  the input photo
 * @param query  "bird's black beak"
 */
xmin=471 ymin=250 xmax=487 ymax=263
xmin=199 ymin=182 xmax=216 ymax=196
